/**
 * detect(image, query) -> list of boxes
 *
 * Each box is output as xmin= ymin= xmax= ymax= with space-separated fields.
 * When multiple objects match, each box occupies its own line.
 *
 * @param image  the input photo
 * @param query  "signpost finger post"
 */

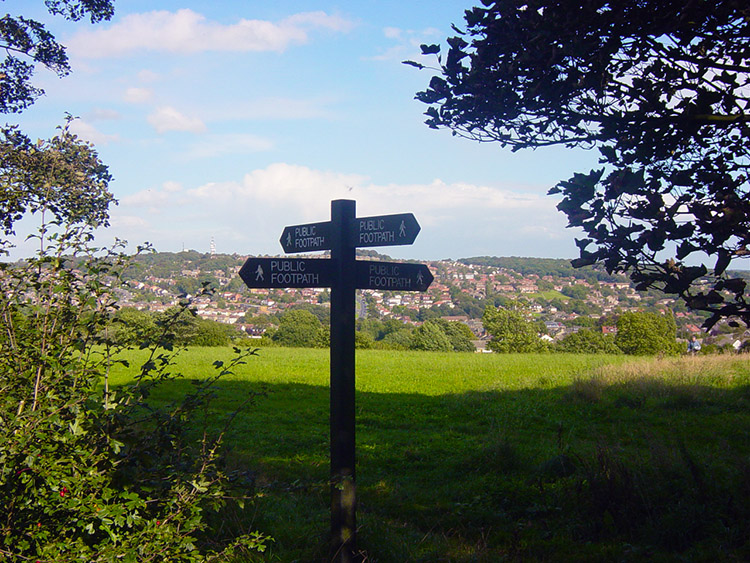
xmin=239 ymin=200 xmax=433 ymax=562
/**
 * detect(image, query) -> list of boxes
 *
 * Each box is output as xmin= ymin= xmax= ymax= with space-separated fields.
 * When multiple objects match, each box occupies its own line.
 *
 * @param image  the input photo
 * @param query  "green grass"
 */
xmin=109 ymin=349 xmax=750 ymax=561
xmin=526 ymin=289 xmax=568 ymax=301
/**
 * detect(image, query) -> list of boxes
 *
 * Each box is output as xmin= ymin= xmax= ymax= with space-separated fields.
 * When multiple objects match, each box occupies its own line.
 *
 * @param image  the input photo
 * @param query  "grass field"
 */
xmin=109 ymin=348 xmax=750 ymax=561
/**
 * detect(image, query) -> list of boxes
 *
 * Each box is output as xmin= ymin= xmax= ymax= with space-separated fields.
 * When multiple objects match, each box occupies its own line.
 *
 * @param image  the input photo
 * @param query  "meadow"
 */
xmin=109 ymin=348 xmax=750 ymax=561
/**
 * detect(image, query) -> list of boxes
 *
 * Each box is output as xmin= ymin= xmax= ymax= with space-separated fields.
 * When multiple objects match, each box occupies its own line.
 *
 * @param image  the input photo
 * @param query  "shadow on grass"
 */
xmin=138 ymin=376 xmax=750 ymax=562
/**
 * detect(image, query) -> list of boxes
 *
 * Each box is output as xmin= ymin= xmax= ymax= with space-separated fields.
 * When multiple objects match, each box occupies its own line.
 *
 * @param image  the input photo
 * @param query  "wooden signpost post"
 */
xmin=239 ymin=200 xmax=433 ymax=562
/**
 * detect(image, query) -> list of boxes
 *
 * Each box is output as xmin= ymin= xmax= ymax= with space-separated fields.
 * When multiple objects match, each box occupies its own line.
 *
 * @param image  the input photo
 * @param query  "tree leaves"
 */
xmin=0 ymin=3 xmax=114 ymax=113
xmin=410 ymin=0 xmax=750 ymax=329
xmin=0 ymin=119 xmax=113 ymax=237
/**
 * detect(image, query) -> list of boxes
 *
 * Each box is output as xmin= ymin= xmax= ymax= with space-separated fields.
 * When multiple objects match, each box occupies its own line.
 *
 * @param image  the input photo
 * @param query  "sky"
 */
xmin=5 ymin=0 xmax=602 ymax=261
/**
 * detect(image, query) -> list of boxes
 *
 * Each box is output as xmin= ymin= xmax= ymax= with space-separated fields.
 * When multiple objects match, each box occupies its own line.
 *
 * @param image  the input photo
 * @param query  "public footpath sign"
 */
xmin=279 ymin=221 xmax=331 ymax=253
xmin=350 ymin=212 xmax=420 ymax=248
xmin=238 ymin=257 xmax=333 ymax=288
xmin=239 ymin=200 xmax=432 ymax=563
xmin=355 ymin=260 xmax=433 ymax=291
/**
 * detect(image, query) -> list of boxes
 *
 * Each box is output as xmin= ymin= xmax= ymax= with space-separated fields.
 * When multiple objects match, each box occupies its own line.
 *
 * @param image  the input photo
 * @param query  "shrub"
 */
xmin=0 ymin=119 xmax=269 ymax=560
xmin=615 ymin=311 xmax=681 ymax=355
xmin=272 ymin=309 xmax=325 ymax=348
xmin=555 ymin=329 xmax=622 ymax=354
xmin=0 ymin=232 xmax=270 ymax=561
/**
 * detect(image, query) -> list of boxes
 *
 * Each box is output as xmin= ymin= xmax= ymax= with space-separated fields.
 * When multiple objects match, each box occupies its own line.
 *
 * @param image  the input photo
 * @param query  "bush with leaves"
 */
xmin=409 ymin=318 xmax=475 ymax=352
xmin=409 ymin=320 xmax=454 ymax=352
xmin=615 ymin=311 xmax=681 ymax=356
xmin=272 ymin=309 xmax=327 ymax=348
xmin=554 ymin=328 xmax=622 ymax=354
xmin=0 ymin=125 xmax=269 ymax=561
xmin=483 ymin=305 xmax=547 ymax=353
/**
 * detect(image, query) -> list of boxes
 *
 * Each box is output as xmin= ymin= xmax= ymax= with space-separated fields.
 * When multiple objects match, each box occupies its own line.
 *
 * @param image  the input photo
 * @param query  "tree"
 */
xmin=0 ymin=144 xmax=267 ymax=562
xmin=409 ymin=318 xmax=476 ymax=352
xmin=1 ymin=120 xmax=114 ymax=240
xmin=561 ymin=284 xmax=589 ymax=301
xmin=409 ymin=0 xmax=750 ymax=329
xmin=410 ymin=320 xmax=453 ymax=351
xmin=355 ymin=330 xmax=374 ymax=349
xmin=555 ymin=329 xmax=621 ymax=354
xmin=378 ymin=327 xmax=414 ymax=350
xmin=108 ymin=306 xmax=158 ymax=346
xmin=0 ymin=1 xmax=116 ymax=239
xmin=272 ymin=309 xmax=325 ymax=348
xmin=0 ymin=5 xmax=270 ymax=557
xmin=615 ymin=311 xmax=680 ymax=355
xmin=432 ymin=318 xmax=476 ymax=352
xmin=482 ymin=306 xmax=546 ymax=353
xmin=0 ymin=1 xmax=114 ymax=115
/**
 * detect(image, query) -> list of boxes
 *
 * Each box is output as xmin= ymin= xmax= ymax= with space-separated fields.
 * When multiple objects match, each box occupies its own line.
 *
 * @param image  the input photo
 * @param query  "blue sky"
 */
xmin=6 ymin=0 xmax=600 ymax=261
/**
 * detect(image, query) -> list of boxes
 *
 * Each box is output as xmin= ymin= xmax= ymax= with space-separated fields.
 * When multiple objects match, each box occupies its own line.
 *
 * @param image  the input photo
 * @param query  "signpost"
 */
xmin=238 ymin=257 xmax=333 ymax=288
xmin=239 ymin=200 xmax=432 ymax=562
xmin=279 ymin=221 xmax=331 ymax=253
xmin=355 ymin=260 xmax=433 ymax=292
xmin=350 ymin=212 xmax=420 ymax=248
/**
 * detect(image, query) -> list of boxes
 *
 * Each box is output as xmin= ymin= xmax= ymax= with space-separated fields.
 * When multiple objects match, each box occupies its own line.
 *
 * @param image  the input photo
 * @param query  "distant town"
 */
xmin=117 ymin=250 xmax=750 ymax=350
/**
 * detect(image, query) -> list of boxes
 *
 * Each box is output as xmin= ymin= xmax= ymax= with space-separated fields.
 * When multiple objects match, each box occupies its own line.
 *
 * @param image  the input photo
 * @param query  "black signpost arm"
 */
xmin=329 ymin=199 xmax=357 ymax=561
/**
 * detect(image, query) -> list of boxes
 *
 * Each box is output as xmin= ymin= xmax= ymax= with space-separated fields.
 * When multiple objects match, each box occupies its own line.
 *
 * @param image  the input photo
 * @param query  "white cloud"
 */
xmin=162 ymin=181 xmax=183 ymax=193
xmin=174 ymin=163 xmax=558 ymax=233
xmin=147 ymin=106 xmax=206 ymax=134
xmin=121 ymin=188 xmax=171 ymax=208
xmin=126 ymin=163 xmax=555 ymax=221
xmin=106 ymin=163 xmax=578 ymax=259
xmin=187 ymin=163 xmax=365 ymax=218
xmin=68 ymin=9 xmax=355 ymax=58
xmin=84 ymin=108 xmax=121 ymax=121
xmin=124 ymin=87 xmax=153 ymax=103
xmin=120 ymin=181 xmax=188 ymax=213
xmin=68 ymin=120 xmax=120 ymax=145
xmin=137 ymin=70 xmax=160 ymax=82
xmin=383 ymin=27 xmax=402 ymax=39
xmin=111 ymin=215 xmax=148 ymax=228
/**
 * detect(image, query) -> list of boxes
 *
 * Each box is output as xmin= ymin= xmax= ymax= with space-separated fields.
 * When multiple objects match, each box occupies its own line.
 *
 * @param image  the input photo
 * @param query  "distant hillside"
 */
xmin=458 ymin=256 xmax=626 ymax=283
xmin=460 ymin=256 xmax=750 ymax=282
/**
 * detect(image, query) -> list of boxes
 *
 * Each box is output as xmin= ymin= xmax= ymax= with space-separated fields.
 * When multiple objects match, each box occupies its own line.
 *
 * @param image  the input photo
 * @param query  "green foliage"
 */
xmin=449 ymin=289 xmax=485 ymax=318
xmin=560 ymin=284 xmax=588 ymax=301
xmin=355 ymin=330 xmax=374 ymax=349
xmin=555 ymin=329 xmax=622 ymax=354
xmin=109 ymin=306 xmax=236 ymax=348
xmin=409 ymin=320 xmax=453 ymax=351
xmin=0 ymin=120 xmax=114 ymax=238
xmin=483 ymin=306 xmax=546 ymax=353
xmin=0 ymin=117 xmax=267 ymax=559
xmin=407 ymin=318 xmax=475 ymax=352
xmin=0 ymin=242 xmax=269 ymax=560
xmin=287 ymin=302 xmax=330 ymax=324
xmin=243 ymin=313 xmax=274 ymax=327
xmin=272 ymin=309 xmax=326 ymax=348
xmin=377 ymin=328 xmax=414 ymax=350
xmin=0 ymin=1 xmax=113 ymax=114
xmin=155 ymin=306 xmax=235 ymax=348
xmin=432 ymin=318 xmax=475 ymax=352
xmin=109 ymin=307 xmax=158 ymax=346
xmin=615 ymin=311 xmax=680 ymax=355
xmin=412 ymin=0 xmax=750 ymax=328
